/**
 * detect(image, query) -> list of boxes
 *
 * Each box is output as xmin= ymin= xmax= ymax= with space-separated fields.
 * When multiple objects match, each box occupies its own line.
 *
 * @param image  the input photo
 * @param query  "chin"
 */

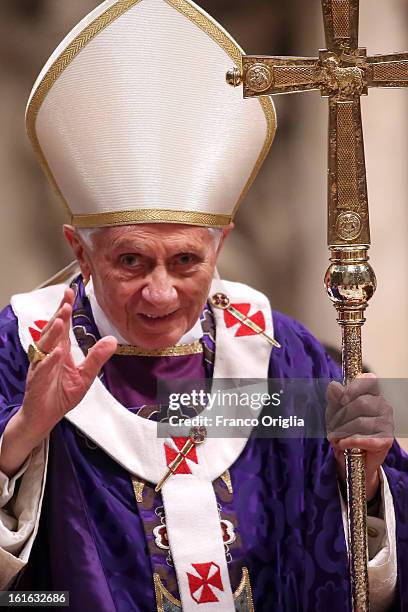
xmin=127 ymin=317 xmax=192 ymax=350
xmin=129 ymin=327 xmax=186 ymax=350
xmin=136 ymin=335 xmax=183 ymax=350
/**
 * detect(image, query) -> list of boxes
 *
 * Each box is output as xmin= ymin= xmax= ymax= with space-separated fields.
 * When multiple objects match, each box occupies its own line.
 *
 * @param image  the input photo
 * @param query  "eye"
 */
xmin=174 ymin=253 xmax=198 ymax=266
xmin=120 ymin=254 xmax=141 ymax=268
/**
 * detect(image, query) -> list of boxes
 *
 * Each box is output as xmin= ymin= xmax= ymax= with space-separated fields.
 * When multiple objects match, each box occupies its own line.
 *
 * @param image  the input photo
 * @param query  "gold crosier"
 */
xmin=227 ymin=1 xmax=408 ymax=610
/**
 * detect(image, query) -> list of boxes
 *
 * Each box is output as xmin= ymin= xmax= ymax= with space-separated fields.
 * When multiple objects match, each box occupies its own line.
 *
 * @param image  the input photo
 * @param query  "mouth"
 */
xmin=137 ymin=309 xmax=179 ymax=323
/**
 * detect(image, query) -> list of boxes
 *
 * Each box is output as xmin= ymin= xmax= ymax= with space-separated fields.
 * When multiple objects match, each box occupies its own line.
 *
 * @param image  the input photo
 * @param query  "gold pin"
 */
xmin=155 ymin=427 xmax=206 ymax=493
xmin=211 ymin=293 xmax=281 ymax=349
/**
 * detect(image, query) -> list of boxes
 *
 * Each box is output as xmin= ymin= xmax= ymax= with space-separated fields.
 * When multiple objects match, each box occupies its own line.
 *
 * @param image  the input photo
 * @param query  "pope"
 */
xmin=0 ymin=0 xmax=406 ymax=611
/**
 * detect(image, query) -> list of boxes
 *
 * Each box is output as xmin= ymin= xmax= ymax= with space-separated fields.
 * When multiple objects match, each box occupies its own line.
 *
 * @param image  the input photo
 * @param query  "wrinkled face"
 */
xmin=68 ymin=224 xmax=224 ymax=349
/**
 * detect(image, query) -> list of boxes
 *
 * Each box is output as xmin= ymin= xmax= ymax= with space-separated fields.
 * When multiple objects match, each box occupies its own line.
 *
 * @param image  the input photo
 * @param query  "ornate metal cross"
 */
xmin=227 ymin=1 xmax=408 ymax=610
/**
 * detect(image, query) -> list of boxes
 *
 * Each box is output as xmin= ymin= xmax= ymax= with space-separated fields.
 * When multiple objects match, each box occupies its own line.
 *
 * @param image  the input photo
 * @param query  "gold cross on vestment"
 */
xmin=227 ymin=2 xmax=408 ymax=611
xmin=155 ymin=427 xmax=206 ymax=493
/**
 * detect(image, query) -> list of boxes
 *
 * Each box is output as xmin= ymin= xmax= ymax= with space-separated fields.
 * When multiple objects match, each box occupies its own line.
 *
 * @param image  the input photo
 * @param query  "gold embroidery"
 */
xmin=220 ymin=469 xmax=233 ymax=494
xmin=154 ymin=573 xmax=181 ymax=611
xmin=73 ymin=209 xmax=231 ymax=229
xmin=115 ymin=340 xmax=203 ymax=357
xmin=153 ymin=567 xmax=254 ymax=611
xmin=131 ymin=476 xmax=145 ymax=503
xmin=211 ymin=292 xmax=281 ymax=349
xmin=26 ymin=0 xmax=276 ymax=226
xmin=234 ymin=567 xmax=255 ymax=612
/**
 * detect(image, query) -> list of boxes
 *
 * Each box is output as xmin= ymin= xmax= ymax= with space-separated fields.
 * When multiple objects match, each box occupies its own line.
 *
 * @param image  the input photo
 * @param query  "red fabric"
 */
xmin=235 ymin=310 xmax=265 ymax=337
xmin=34 ymin=320 xmax=48 ymax=330
xmin=187 ymin=562 xmax=224 ymax=604
xmin=29 ymin=319 xmax=49 ymax=342
xmin=223 ymin=303 xmax=266 ymax=337
xmin=224 ymin=303 xmax=250 ymax=328
xmin=220 ymin=519 xmax=235 ymax=544
xmin=164 ymin=437 xmax=198 ymax=475
xmin=29 ymin=327 xmax=41 ymax=342
xmin=199 ymin=584 xmax=219 ymax=603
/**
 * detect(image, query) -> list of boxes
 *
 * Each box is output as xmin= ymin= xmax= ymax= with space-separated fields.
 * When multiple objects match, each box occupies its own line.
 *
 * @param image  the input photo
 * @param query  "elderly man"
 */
xmin=0 ymin=0 xmax=407 ymax=611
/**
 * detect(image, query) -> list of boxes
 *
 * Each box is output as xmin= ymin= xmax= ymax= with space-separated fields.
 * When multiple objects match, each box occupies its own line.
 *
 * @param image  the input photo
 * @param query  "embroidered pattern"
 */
xmin=224 ymin=303 xmax=266 ymax=337
xmin=75 ymin=429 xmax=98 ymax=450
xmin=221 ymin=519 xmax=236 ymax=546
xmin=216 ymin=501 xmax=236 ymax=564
xmin=153 ymin=506 xmax=173 ymax=566
xmin=211 ymin=292 xmax=280 ymax=348
xmin=72 ymin=321 xmax=98 ymax=355
xmin=164 ymin=437 xmax=199 ymax=475
xmin=200 ymin=306 xmax=216 ymax=369
xmin=68 ymin=276 xmax=251 ymax=607
xmin=220 ymin=469 xmax=233 ymax=494
xmin=187 ymin=562 xmax=224 ymax=604
xmin=136 ymin=403 xmax=201 ymax=423
xmin=131 ymin=477 xmax=145 ymax=503
xmin=28 ymin=319 xmax=48 ymax=342
xmin=154 ymin=568 xmax=254 ymax=611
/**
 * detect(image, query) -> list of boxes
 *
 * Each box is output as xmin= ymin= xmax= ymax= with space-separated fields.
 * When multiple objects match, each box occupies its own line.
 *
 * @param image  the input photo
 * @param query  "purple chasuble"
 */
xmin=0 ymin=276 xmax=407 ymax=611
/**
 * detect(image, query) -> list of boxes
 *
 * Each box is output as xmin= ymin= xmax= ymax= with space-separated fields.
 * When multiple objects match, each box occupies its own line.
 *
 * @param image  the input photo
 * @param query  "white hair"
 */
xmin=207 ymin=228 xmax=223 ymax=249
xmin=76 ymin=227 xmax=101 ymax=250
xmin=76 ymin=226 xmax=223 ymax=251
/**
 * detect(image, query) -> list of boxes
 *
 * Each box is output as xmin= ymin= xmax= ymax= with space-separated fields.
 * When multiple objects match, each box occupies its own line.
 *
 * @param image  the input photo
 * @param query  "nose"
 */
xmin=141 ymin=266 xmax=177 ymax=307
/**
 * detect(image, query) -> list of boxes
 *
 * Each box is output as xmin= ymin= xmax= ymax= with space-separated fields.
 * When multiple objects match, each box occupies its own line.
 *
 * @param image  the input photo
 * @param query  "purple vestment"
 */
xmin=0 ymin=277 xmax=407 ymax=611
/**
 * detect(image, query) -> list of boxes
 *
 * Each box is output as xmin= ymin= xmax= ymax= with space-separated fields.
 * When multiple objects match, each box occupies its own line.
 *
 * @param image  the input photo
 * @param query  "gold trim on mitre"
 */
xmin=73 ymin=209 xmax=232 ymax=228
xmin=25 ymin=0 xmax=276 ymax=227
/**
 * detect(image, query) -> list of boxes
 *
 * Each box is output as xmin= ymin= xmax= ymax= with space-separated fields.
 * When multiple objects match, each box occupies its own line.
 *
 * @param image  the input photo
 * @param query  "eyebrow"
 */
xmin=111 ymin=240 xmax=205 ymax=260
xmin=111 ymin=240 xmax=205 ymax=253
xmin=111 ymin=240 xmax=144 ymax=251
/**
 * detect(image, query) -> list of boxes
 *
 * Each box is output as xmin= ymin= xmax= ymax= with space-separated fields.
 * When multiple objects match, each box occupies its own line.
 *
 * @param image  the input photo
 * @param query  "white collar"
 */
xmin=86 ymin=278 xmax=203 ymax=345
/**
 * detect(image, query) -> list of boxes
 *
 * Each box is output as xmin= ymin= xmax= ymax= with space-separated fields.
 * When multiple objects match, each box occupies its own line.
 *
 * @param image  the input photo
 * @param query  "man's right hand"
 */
xmin=0 ymin=287 xmax=117 ymax=478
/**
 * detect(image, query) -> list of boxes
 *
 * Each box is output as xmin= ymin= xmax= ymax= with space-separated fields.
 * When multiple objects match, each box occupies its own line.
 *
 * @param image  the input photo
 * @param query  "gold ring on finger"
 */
xmin=28 ymin=343 xmax=49 ymax=366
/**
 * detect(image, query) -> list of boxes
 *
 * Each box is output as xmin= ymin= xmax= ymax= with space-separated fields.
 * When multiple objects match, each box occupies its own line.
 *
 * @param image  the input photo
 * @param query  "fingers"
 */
xmin=38 ymin=306 xmax=69 ymax=354
xmin=37 ymin=290 xmax=74 ymax=354
xmin=327 ymin=398 xmax=394 ymax=439
xmin=328 ymin=394 xmax=388 ymax=431
xmin=341 ymin=373 xmax=381 ymax=405
xmin=79 ymin=336 xmax=117 ymax=385
xmin=39 ymin=289 xmax=75 ymax=341
xmin=326 ymin=381 xmax=344 ymax=415
xmin=327 ymin=411 xmax=394 ymax=441
xmin=328 ymin=376 xmax=394 ymax=484
xmin=26 ymin=345 xmax=64 ymax=383
xmin=326 ymin=380 xmax=343 ymax=400
xmin=326 ymin=374 xmax=390 ymax=433
xmin=326 ymin=374 xmax=380 ymax=408
xmin=331 ymin=436 xmax=393 ymax=454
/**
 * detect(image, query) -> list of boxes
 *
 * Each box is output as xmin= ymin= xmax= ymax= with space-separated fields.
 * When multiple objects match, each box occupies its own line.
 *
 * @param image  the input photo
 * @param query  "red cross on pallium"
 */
xmin=223 ymin=303 xmax=265 ymax=337
xmin=187 ymin=562 xmax=224 ymax=604
xmin=164 ymin=437 xmax=198 ymax=475
xmin=28 ymin=320 xmax=49 ymax=342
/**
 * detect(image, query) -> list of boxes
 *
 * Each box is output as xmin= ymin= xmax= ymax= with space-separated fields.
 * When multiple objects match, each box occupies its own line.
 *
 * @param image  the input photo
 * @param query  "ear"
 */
xmin=63 ymin=225 xmax=92 ymax=281
xmin=216 ymin=222 xmax=234 ymax=258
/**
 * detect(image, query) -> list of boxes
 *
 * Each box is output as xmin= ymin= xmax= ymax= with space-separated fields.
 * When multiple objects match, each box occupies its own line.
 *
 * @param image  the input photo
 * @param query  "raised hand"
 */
xmin=0 ymin=288 xmax=117 ymax=477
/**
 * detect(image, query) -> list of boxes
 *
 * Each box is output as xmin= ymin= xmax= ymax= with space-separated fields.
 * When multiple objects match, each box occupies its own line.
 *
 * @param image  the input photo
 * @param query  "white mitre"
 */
xmin=26 ymin=0 xmax=276 ymax=230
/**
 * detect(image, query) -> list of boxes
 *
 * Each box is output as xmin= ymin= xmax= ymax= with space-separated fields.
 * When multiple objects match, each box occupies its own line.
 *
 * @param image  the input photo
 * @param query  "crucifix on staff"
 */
xmin=227 ymin=0 xmax=408 ymax=610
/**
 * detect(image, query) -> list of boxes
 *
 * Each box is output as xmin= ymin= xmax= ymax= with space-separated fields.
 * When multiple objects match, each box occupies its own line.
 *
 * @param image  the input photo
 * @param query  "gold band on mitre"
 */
xmin=72 ymin=210 xmax=232 ymax=229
